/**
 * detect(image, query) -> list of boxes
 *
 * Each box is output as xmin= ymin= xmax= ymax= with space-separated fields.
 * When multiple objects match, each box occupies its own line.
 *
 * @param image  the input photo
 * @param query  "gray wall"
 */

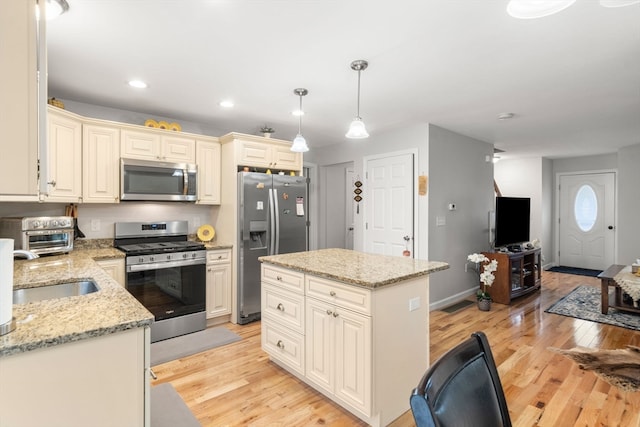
xmin=427 ymin=125 xmax=494 ymax=307
xmin=617 ymin=143 xmax=640 ymax=264
xmin=307 ymin=124 xmax=430 ymax=260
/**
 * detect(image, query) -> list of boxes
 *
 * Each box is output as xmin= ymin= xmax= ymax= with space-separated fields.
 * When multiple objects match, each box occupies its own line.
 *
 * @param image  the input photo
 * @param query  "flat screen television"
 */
xmin=494 ymin=196 xmax=530 ymax=248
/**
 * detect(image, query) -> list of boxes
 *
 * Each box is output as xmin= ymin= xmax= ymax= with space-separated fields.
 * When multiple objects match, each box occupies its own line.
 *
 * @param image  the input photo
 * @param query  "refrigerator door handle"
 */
xmin=273 ymin=188 xmax=280 ymax=254
xmin=268 ymin=188 xmax=276 ymax=255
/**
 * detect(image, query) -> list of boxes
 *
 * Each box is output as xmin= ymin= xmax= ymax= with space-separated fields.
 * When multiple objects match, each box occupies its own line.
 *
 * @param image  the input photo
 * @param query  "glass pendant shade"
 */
xmin=46 ymin=0 xmax=69 ymax=20
xmin=345 ymin=118 xmax=369 ymax=139
xmin=600 ymin=0 xmax=640 ymax=6
xmin=291 ymin=134 xmax=309 ymax=153
xmin=507 ymin=0 xmax=576 ymax=18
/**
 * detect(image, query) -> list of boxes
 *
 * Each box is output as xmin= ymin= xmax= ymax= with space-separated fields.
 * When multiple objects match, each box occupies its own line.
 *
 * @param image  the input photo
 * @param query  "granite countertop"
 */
xmin=259 ymin=248 xmax=449 ymax=289
xmin=1 ymin=250 xmax=152 ymax=358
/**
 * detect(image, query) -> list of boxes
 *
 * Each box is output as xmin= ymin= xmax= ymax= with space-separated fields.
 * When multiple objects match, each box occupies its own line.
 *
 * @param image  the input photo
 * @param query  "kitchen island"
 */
xmin=0 ymin=251 xmax=154 ymax=427
xmin=259 ymin=248 xmax=448 ymax=427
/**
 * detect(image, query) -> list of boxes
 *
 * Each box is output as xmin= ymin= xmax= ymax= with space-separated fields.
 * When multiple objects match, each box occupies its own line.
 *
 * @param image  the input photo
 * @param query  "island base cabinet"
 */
xmin=0 ymin=327 xmax=150 ymax=427
xmin=306 ymin=297 xmax=372 ymax=416
xmin=262 ymin=260 xmax=430 ymax=427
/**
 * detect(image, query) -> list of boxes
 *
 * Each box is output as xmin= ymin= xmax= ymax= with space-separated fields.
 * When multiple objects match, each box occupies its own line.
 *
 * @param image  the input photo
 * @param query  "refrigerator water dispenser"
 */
xmin=249 ymin=220 xmax=267 ymax=250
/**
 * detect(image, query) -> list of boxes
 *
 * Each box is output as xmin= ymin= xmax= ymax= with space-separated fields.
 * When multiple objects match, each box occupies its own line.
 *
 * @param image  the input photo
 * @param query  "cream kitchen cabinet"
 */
xmin=237 ymin=139 xmax=301 ymax=170
xmin=305 ymin=276 xmax=372 ymax=416
xmin=83 ymin=122 xmax=121 ymax=203
xmin=43 ymin=107 xmax=83 ymax=203
xmin=121 ymin=128 xmax=196 ymax=163
xmin=220 ymin=133 xmax=303 ymax=172
xmin=206 ymin=249 xmax=232 ymax=320
xmin=0 ymin=327 xmax=150 ymax=427
xmin=96 ymin=258 xmax=126 ymax=286
xmin=0 ymin=0 xmax=39 ymax=200
xmin=196 ymin=139 xmax=221 ymax=204
xmin=260 ymin=248 xmax=442 ymax=427
xmin=261 ymin=264 xmax=306 ymax=375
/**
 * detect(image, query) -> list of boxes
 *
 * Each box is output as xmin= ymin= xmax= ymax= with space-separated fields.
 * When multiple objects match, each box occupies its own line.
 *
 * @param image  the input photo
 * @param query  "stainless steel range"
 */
xmin=115 ymin=220 xmax=206 ymax=343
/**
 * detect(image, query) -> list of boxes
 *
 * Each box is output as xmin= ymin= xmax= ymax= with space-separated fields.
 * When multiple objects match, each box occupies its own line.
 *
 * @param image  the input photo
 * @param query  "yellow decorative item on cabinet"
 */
xmin=144 ymin=119 xmax=159 ymax=128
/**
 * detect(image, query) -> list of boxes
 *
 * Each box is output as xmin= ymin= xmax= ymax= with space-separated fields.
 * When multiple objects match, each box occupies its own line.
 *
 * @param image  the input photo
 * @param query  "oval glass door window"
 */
xmin=574 ymin=184 xmax=597 ymax=232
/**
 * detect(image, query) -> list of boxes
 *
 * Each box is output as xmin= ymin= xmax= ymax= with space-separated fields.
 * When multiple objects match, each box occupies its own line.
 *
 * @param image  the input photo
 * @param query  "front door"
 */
xmin=364 ymin=152 xmax=414 ymax=256
xmin=558 ymin=172 xmax=615 ymax=270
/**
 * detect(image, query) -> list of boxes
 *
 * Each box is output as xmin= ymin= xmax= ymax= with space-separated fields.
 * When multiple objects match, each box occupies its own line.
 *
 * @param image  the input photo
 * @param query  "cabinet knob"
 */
xmin=217 ymin=255 xmax=222 ymax=260
xmin=276 ymin=303 xmax=285 ymax=312
xmin=276 ymin=340 xmax=285 ymax=349
xmin=276 ymin=276 xmax=283 ymax=281
xmin=329 ymin=291 xmax=336 ymax=297
xmin=326 ymin=309 xmax=333 ymax=316
xmin=47 ymin=180 xmax=56 ymax=187
xmin=332 ymin=311 xmax=339 ymax=318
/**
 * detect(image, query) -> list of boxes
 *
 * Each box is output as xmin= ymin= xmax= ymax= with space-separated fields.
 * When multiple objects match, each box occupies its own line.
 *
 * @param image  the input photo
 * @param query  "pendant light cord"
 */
xmin=356 ymin=69 xmax=362 ymax=120
xmin=298 ymin=94 xmax=303 ymax=134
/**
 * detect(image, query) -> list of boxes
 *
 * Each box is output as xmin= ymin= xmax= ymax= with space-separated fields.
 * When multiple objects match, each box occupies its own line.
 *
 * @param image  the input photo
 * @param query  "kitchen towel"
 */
xmin=0 ymin=239 xmax=14 ymax=325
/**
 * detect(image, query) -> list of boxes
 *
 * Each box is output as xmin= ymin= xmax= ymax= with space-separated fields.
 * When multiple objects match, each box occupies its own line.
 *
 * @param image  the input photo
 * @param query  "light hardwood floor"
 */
xmin=151 ymin=271 xmax=640 ymax=426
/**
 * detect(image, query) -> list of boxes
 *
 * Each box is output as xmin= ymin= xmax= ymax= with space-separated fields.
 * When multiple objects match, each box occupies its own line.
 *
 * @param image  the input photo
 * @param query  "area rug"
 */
xmin=548 ymin=266 xmax=602 ymax=277
xmin=151 ymin=383 xmax=201 ymax=427
xmin=151 ymin=326 xmax=241 ymax=366
xmin=545 ymin=286 xmax=640 ymax=331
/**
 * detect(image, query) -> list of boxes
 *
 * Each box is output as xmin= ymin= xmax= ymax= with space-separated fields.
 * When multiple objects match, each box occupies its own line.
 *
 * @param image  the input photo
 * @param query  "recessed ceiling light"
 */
xmin=219 ymin=100 xmax=234 ymax=108
xmin=128 ymin=80 xmax=147 ymax=89
xmin=498 ymin=112 xmax=515 ymax=120
xmin=292 ymin=109 xmax=305 ymax=117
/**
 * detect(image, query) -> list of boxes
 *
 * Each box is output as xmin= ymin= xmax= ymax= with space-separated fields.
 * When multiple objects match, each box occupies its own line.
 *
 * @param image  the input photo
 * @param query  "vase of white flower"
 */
xmin=467 ymin=253 xmax=498 ymax=311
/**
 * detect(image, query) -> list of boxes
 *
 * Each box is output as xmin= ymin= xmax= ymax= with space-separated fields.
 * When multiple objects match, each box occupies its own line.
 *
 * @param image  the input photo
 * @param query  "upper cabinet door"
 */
xmin=0 ymin=0 xmax=39 ymax=200
xmin=44 ymin=109 xmax=83 ymax=203
xmin=196 ymin=139 xmax=221 ymax=204
xmin=162 ymin=134 xmax=196 ymax=163
xmin=83 ymin=123 xmax=120 ymax=203
xmin=121 ymin=129 xmax=162 ymax=161
xmin=238 ymin=140 xmax=272 ymax=168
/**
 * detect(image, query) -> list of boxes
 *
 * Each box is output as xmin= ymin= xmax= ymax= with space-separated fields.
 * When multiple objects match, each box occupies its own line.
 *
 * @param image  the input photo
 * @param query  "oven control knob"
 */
xmin=191 ymin=253 xmax=196 ymax=258
xmin=182 ymin=253 xmax=188 ymax=259
xmin=167 ymin=255 xmax=171 ymax=260
xmin=51 ymin=220 xmax=58 ymax=227
xmin=32 ymin=220 xmax=42 ymax=228
xmin=139 ymin=257 xmax=144 ymax=263
xmin=150 ymin=256 xmax=155 ymax=262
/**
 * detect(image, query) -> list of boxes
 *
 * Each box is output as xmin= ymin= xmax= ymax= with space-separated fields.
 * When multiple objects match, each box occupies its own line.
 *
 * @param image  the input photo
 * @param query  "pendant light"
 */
xmin=346 ymin=60 xmax=369 ymax=139
xmin=46 ymin=0 xmax=70 ymax=20
xmin=291 ymin=88 xmax=309 ymax=153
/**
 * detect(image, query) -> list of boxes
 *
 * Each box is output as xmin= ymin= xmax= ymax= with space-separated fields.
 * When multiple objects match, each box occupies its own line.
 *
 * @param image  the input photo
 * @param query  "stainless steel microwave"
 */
xmin=121 ymin=158 xmax=197 ymax=202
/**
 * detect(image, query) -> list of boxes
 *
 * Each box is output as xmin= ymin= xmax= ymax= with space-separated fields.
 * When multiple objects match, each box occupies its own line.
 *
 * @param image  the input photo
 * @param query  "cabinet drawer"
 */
xmin=262 ymin=321 xmax=305 ymax=375
xmin=306 ymin=275 xmax=371 ymax=315
xmin=207 ymin=249 xmax=230 ymax=264
xmin=261 ymin=264 xmax=304 ymax=293
xmin=262 ymin=283 xmax=305 ymax=334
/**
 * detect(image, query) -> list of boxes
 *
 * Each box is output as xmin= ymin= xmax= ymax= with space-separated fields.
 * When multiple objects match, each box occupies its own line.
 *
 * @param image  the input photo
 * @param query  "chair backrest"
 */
xmin=410 ymin=331 xmax=511 ymax=427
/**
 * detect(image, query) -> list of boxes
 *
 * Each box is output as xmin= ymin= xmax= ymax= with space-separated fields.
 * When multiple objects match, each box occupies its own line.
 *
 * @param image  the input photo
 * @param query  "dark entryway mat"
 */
xmin=441 ymin=299 xmax=475 ymax=313
xmin=548 ymin=266 xmax=603 ymax=277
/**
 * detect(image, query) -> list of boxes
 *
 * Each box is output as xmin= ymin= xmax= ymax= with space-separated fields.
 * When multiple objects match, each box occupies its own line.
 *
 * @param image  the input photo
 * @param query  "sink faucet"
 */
xmin=13 ymin=250 xmax=40 ymax=260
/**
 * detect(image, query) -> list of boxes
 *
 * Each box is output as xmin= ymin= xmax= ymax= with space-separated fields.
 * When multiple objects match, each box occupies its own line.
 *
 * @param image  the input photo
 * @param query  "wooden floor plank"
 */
xmin=151 ymin=271 xmax=640 ymax=426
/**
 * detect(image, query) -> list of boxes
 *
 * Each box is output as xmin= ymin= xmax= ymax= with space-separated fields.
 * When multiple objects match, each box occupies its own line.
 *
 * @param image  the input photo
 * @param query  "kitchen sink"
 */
xmin=13 ymin=280 xmax=99 ymax=304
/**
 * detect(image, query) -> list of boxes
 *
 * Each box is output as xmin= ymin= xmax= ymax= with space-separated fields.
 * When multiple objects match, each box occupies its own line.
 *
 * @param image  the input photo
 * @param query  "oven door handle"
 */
xmin=127 ymin=258 xmax=205 ymax=272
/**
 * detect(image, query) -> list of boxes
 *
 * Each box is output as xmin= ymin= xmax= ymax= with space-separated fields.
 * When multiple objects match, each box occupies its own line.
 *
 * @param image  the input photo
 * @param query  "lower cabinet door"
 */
xmin=262 ymin=321 xmax=305 ymax=375
xmin=206 ymin=263 xmax=231 ymax=318
xmin=334 ymin=307 xmax=372 ymax=415
xmin=305 ymin=298 xmax=335 ymax=395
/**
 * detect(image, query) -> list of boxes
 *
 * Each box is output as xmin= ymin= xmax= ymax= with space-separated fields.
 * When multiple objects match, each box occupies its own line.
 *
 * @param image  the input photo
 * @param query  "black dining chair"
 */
xmin=409 ymin=331 xmax=512 ymax=427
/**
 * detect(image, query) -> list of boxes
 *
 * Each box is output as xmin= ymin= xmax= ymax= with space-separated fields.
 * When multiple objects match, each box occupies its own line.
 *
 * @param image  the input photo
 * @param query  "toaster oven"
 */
xmin=0 ymin=216 xmax=74 ymax=256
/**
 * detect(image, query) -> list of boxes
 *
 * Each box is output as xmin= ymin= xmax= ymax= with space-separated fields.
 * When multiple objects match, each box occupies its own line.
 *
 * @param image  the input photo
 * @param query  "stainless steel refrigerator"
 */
xmin=237 ymin=172 xmax=308 ymax=324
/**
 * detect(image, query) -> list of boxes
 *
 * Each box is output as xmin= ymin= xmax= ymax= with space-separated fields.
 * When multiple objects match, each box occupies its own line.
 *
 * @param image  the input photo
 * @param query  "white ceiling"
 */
xmin=46 ymin=0 xmax=640 ymax=160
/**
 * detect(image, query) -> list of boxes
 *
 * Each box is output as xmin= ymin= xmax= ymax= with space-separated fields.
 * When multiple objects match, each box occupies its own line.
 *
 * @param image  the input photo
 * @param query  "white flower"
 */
xmin=467 ymin=253 xmax=489 ymax=264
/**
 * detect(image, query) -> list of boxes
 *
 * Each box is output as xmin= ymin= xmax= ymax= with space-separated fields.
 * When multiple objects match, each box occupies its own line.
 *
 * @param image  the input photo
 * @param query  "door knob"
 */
xmin=608 ymin=225 xmax=615 ymax=230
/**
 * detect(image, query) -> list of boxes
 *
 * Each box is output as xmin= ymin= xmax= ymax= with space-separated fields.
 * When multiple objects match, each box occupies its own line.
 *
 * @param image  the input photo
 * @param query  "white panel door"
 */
xmin=365 ymin=153 xmax=414 ymax=256
xmin=559 ymin=173 xmax=615 ymax=270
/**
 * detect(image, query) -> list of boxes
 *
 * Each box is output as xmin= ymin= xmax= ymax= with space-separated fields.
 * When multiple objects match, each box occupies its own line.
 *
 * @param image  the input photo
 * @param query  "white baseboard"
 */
xmin=430 ymin=287 xmax=477 ymax=311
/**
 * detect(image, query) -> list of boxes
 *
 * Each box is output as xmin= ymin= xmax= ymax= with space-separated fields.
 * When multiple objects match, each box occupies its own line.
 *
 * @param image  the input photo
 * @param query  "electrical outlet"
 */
xmin=409 ymin=297 xmax=421 ymax=311
xmin=436 ymin=216 xmax=446 ymax=226
xmin=90 ymin=219 xmax=100 ymax=232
